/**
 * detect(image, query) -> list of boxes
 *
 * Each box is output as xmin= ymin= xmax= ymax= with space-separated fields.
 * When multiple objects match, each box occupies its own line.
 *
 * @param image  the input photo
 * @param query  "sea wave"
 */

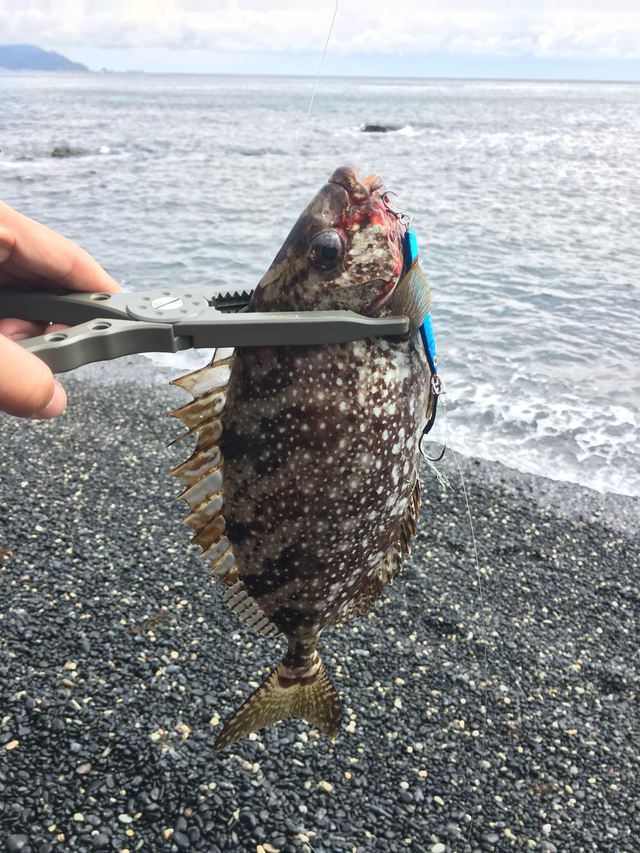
xmin=434 ymin=380 xmax=640 ymax=497
xmin=2 ymin=73 xmax=638 ymax=498
xmin=225 ymin=145 xmax=288 ymax=157
xmin=337 ymin=123 xmax=429 ymax=138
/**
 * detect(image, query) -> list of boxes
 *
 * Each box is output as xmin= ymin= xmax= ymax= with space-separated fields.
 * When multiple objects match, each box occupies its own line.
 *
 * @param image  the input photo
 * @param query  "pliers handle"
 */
xmin=0 ymin=286 xmax=410 ymax=374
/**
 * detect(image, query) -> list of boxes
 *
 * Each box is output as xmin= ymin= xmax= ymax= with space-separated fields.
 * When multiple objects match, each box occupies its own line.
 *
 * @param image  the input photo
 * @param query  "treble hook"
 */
xmin=382 ymin=190 xmax=413 ymax=227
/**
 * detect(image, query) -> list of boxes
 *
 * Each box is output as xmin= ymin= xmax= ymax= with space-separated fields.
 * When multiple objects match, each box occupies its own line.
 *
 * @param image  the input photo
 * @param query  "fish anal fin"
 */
xmin=394 ymin=473 xmax=421 ymax=560
xmin=222 ymin=581 xmax=280 ymax=638
xmin=214 ymin=656 xmax=342 ymax=752
xmin=398 ymin=474 xmax=421 ymax=556
xmin=328 ymin=570 xmax=385 ymax=626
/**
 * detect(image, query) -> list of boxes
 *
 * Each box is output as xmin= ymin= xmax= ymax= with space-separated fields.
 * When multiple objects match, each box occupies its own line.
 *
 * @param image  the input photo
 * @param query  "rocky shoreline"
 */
xmin=0 ymin=373 xmax=638 ymax=852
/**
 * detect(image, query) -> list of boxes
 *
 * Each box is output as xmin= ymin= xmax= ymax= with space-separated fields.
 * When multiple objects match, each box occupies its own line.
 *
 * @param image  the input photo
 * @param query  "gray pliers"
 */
xmin=0 ymin=286 xmax=410 ymax=373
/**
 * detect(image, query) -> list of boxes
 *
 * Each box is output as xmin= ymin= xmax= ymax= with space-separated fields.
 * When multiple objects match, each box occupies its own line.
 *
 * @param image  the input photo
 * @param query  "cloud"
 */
xmin=1 ymin=0 xmax=639 ymax=59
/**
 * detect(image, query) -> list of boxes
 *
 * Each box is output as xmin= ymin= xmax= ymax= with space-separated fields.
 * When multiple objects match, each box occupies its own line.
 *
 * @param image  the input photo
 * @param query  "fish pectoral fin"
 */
xmin=214 ymin=657 xmax=342 ymax=752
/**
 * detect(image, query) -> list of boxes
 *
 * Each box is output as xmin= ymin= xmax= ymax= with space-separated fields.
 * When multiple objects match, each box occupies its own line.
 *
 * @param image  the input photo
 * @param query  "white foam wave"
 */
xmin=143 ymin=348 xmax=212 ymax=374
xmin=335 ymin=124 xmax=425 ymax=138
xmin=430 ymin=379 xmax=640 ymax=498
xmin=394 ymin=124 xmax=421 ymax=136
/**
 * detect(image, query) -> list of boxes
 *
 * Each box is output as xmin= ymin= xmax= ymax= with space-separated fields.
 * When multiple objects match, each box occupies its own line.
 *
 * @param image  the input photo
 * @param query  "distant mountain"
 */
xmin=0 ymin=44 xmax=88 ymax=72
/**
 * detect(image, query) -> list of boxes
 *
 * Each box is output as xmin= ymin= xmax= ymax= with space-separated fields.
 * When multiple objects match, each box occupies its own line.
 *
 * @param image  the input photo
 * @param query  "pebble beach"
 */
xmin=0 ymin=366 xmax=638 ymax=853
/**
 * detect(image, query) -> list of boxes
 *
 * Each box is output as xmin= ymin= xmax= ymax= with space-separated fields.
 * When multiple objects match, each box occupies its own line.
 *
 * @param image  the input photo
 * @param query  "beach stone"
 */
xmin=6 ymin=836 xmax=30 ymax=852
xmin=173 ymin=830 xmax=190 ymax=849
xmin=0 ymin=349 xmax=638 ymax=853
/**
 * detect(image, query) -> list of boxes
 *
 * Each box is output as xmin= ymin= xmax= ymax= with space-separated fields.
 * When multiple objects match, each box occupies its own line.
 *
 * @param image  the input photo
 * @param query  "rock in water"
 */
xmin=360 ymin=123 xmax=402 ymax=133
xmin=171 ymin=165 xmax=434 ymax=750
xmin=51 ymin=146 xmax=90 ymax=158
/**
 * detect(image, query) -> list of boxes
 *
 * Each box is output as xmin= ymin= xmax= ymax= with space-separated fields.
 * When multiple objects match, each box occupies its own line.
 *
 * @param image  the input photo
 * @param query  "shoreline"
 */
xmin=0 ymin=375 xmax=638 ymax=852
xmin=71 ymin=354 xmax=640 ymax=526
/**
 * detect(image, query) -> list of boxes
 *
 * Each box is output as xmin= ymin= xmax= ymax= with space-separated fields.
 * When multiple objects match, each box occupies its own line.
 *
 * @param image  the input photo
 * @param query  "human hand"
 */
xmin=0 ymin=201 xmax=120 ymax=418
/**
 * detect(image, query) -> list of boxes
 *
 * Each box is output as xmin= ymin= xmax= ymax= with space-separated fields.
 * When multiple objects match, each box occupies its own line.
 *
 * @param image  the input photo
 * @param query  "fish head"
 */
xmin=251 ymin=165 xmax=406 ymax=315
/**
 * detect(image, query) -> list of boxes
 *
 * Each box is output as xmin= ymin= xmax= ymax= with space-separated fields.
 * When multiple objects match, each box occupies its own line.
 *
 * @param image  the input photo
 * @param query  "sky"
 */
xmin=1 ymin=0 xmax=640 ymax=79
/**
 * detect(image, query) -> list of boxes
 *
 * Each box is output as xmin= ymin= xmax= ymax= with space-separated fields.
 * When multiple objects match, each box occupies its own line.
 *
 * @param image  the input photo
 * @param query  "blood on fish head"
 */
xmin=251 ymin=165 xmax=406 ymax=314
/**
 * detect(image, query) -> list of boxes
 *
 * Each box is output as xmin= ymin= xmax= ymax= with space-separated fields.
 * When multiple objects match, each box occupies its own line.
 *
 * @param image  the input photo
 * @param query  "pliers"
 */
xmin=0 ymin=286 xmax=410 ymax=374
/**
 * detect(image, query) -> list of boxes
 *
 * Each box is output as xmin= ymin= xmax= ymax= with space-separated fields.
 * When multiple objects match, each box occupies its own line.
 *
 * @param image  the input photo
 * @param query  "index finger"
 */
xmin=0 ymin=201 xmax=121 ymax=293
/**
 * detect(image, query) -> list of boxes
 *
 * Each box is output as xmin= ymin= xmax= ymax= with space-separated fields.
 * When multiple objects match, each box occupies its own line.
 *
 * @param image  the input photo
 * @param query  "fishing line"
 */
xmin=228 ymin=628 xmax=324 ymax=853
xmin=306 ymin=0 xmax=339 ymax=119
xmin=227 ymin=7 xmax=339 ymax=844
xmin=440 ymin=395 xmax=486 ymax=622
xmin=231 ymin=748 xmax=321 ymax=853
xmin=207 ymin=5 xmax=340 ymax=842
xmin=441 ymin=397 xmax=526 ymax=716
xmin=210 ymin=572 xmax=318 ymax=849
xmin=438 ymin=395 xmax=492 ymax=848
xmin=438 ymin=393 xmax=527 ymax=846
xmin=186 ymin=350 xmax=316 ymax=849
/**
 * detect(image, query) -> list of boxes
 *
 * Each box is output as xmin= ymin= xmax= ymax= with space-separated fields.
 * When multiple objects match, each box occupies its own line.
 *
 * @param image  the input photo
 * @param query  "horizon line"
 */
xmin=2 ymin=68 xmax=639 ymax=85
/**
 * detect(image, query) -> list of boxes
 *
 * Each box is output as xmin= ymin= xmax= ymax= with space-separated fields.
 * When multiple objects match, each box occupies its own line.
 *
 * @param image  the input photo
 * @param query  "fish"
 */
xmin=170 ymin=165 xmax=435 ymax=751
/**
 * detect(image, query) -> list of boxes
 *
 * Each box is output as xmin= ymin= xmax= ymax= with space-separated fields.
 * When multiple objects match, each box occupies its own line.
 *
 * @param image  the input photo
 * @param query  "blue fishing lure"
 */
xmin=403 ymin=229 xmax=437 ymax=377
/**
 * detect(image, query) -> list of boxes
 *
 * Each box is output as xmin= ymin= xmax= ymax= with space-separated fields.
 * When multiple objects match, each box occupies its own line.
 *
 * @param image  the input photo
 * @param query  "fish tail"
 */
xmin=214 ymin=653 xmax=342 ymax=751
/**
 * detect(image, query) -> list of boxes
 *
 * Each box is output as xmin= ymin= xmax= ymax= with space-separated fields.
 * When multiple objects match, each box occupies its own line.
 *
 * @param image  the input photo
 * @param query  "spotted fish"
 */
xmin=171 ymin=166 xmax=434 ymax=751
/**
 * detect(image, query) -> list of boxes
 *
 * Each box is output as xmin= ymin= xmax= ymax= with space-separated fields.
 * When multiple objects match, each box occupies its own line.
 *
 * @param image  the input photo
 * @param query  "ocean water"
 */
xmin=1 ymin=72 xmax=638 ymax=497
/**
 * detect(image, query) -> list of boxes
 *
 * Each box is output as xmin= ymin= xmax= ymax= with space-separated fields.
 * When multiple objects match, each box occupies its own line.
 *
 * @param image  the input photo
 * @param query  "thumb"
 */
xmin=0 ymin=333 xmax=67 ymax=418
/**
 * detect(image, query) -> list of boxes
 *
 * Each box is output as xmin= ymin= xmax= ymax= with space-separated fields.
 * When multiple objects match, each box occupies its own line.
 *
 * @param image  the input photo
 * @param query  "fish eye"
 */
xmin=309 ymin=230 xmax=345 ymax=271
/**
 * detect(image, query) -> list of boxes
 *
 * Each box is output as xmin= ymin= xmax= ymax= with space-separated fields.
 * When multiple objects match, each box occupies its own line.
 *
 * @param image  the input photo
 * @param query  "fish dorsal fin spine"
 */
xmin=170 ymin=350 xmax=281 ymax=639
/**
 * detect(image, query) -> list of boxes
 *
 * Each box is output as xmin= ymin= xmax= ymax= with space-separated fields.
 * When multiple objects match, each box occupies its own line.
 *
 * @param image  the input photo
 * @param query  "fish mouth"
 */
xmin=328 ymin=165 xmax=404 ymax=317
xmin=362 ymin=223 xmax=406 ymax=316
xmin=328 ymin=165 xmax=385 ymax=204
xmin=362 ymin=274 xmax=401 ymax=317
